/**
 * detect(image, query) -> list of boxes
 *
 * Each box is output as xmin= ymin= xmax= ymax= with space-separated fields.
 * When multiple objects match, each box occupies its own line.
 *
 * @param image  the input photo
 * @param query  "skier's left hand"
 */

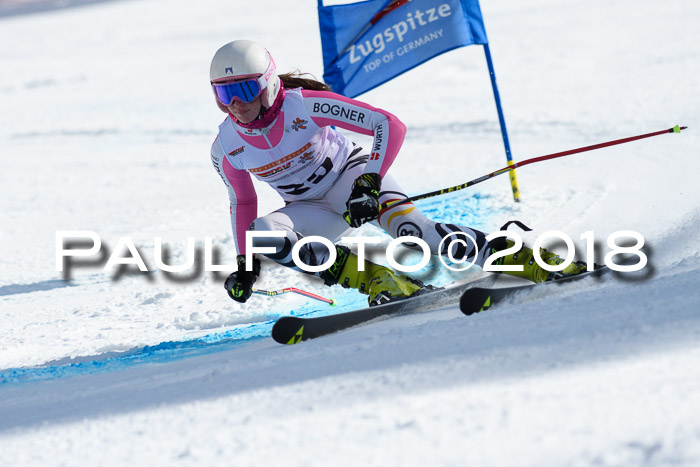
xmin=344 ymin=173 xmax=382 ymax=228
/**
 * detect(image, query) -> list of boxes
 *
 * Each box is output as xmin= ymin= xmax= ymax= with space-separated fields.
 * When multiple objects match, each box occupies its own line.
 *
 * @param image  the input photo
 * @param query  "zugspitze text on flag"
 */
xmin=318 ymin=0 xmax=488 ymax=98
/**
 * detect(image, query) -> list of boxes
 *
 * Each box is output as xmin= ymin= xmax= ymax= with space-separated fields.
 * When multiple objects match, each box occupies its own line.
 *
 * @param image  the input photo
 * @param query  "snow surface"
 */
xmin=1 ymin=0 xmax=699 ymax=465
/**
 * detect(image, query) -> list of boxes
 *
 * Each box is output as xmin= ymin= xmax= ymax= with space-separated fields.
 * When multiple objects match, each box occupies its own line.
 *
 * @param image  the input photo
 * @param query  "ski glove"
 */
xmin=344 ymin=173 xmax=382 ymax=228
xmin=224 ymin=255 xmax=261 ymax=303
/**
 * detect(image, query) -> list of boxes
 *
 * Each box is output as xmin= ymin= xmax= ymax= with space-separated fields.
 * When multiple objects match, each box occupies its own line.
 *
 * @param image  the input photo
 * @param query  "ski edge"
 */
xmin=459 ymin=266 xmax=611 ymax=316
xmin=272 ymin=274 xmax=497 ymax=345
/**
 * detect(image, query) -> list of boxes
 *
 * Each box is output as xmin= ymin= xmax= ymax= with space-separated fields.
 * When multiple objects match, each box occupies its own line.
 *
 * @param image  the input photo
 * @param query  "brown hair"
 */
xmin=279 ymin=70 xmax=331 ymax=91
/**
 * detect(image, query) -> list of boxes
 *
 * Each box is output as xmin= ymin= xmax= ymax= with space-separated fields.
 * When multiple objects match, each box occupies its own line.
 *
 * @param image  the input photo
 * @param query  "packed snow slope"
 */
xmin=1 ymin=0 xmax=699 ymax=465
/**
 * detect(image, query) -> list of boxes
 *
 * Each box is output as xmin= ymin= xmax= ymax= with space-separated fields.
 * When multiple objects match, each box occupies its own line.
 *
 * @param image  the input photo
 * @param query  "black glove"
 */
xmin=344 ymin=173 xmax=382 ymax=228
xmin=224 ymin=255 xmax=261 ymax=303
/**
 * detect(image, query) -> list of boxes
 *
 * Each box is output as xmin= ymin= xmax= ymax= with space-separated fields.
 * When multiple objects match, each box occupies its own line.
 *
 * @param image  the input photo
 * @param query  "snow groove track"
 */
xmin=0 ymin=280 xmax=75 ymax=296
xmin=1 ymin=268 xmax=699 ymax=436
xmin=1 ymin=0 xmax=699 ymax=463
xmin=0 ymin=0 xmax=119 ymax=19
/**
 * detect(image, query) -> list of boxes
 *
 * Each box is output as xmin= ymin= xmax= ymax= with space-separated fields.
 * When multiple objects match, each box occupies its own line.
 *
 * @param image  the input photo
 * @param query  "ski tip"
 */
xmin=271 ymin=317 xmax=305 ymax=345
xmin=460 ymin=287 xmax=492 ymax=316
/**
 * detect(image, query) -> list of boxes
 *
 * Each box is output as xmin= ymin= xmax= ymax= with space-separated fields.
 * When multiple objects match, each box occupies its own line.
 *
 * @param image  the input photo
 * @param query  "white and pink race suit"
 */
xmin=210 ymin=87 xmax=489 ymax=273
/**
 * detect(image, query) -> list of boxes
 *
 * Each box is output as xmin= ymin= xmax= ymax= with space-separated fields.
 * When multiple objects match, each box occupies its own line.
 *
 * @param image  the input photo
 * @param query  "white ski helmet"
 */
xmin=209 ymin=40 xmax=281 ymax=109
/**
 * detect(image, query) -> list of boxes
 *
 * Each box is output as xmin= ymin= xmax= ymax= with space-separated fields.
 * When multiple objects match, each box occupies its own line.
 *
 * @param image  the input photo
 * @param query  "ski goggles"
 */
xmin=211 ymin=54 xmax=277 ymax=105
xmin=212 ymin=78 xmax=263 ymax=105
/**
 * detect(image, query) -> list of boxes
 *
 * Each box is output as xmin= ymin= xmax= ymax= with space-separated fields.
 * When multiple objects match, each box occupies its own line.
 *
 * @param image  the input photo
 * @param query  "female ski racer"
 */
xmin=210 ymin=40 xmax=586 ymax=306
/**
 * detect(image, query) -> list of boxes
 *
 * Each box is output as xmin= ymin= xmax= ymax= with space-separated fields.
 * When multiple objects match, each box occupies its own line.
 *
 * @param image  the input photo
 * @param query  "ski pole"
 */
xmin=253 ymin=287 xmax=337 ymax=306
xmin=382 ymin=125 xmax=687 ymax=210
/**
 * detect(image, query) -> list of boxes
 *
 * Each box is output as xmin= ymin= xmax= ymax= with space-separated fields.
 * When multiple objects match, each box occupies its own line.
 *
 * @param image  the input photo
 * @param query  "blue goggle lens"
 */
xmin=212 ymin=79 xmax=262 ymax=105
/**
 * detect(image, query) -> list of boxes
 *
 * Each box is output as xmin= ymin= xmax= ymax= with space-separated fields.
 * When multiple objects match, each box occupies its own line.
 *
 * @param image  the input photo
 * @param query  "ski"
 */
xmin=459 ymin=266 xmax=610 ymax=316
xmin=271 ymin=275 xmax=498 ymax=345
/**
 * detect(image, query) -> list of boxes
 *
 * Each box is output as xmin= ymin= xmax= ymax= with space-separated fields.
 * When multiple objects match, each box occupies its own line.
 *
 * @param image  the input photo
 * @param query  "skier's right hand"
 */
xmin=224 ymin=255 xmax=261 ymax=303
xmin=344 ymin=173 xmax=382 ymax=228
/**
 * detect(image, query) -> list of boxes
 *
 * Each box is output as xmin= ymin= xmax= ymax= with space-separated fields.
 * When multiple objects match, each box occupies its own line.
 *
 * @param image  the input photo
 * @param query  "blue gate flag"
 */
xmin=318 ymin=0 xmax=488 ymax=97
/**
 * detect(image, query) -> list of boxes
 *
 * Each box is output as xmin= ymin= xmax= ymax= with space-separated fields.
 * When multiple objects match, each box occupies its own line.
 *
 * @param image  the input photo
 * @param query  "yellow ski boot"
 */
xmin=490 ymin=239 xmax=588 ymax=283
xmin=321 ymin=245 xmax=428 ymax=306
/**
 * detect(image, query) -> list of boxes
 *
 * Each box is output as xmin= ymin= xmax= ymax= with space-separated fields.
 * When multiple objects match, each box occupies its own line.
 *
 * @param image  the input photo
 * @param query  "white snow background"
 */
xmin=1 ymin=0 xmax=699 ymax=465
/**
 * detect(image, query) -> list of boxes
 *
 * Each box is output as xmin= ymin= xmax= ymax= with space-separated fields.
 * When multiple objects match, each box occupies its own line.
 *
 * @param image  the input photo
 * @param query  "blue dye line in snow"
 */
xmin=0 ymin=279 xmax=75 ymax=296
xmin=0 ymin=192 xmax=498 ymax=386
xmin=416 ymin=190 xmax=502 ymax=231
xmin=0 ymin=296 xmax=366 ymax=386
